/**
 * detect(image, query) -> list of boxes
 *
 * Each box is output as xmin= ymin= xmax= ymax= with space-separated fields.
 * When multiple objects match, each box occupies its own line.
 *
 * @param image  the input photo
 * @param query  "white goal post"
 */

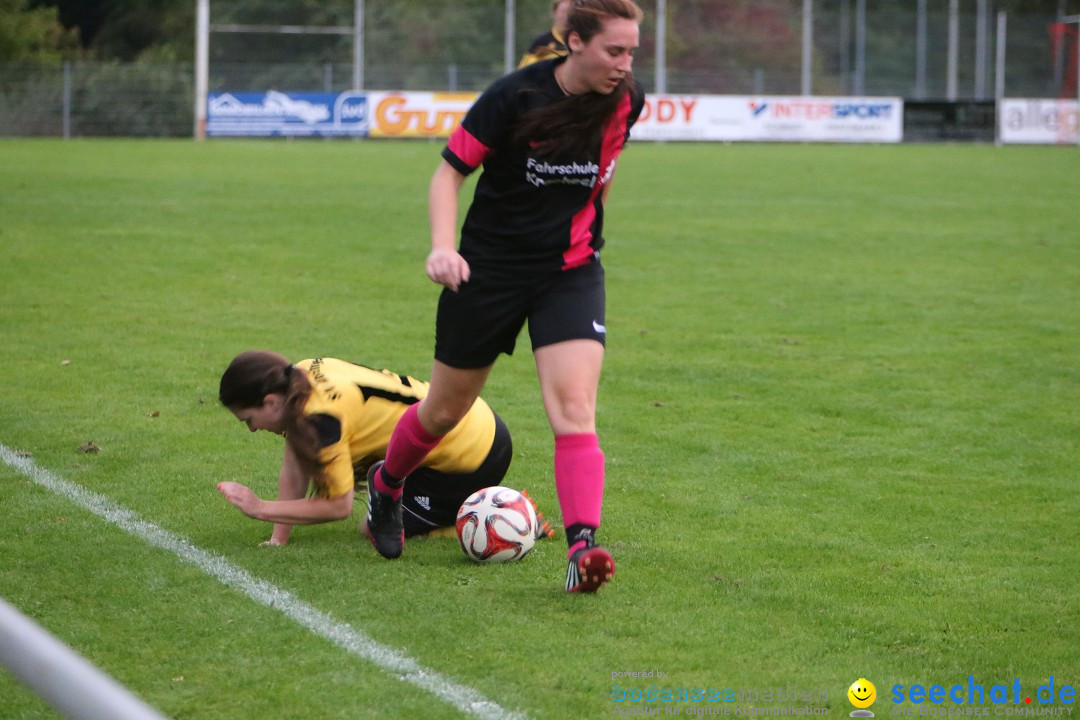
xmin=194 ymin=0 xmax=518 ymax=140
xmin=0 ymin=597 xmax=170 ymax=720
xmin=1056 ymin=13 xmax=1080 ymax=146
xmin=194 ymin=0 xmax=368 ymax=139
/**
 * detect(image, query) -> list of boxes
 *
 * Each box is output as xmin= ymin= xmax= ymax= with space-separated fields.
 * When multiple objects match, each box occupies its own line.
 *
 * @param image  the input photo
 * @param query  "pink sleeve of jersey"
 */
xmin=446 ymin=126 xmax=493 ymax=170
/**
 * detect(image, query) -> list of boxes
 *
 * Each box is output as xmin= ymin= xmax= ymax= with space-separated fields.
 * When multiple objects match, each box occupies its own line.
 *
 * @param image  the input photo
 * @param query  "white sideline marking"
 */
xmin=1 ymin=444 xmax=526 ymax=720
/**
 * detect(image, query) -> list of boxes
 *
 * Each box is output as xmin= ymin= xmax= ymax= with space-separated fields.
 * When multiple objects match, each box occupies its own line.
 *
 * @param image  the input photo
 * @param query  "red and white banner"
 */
xmin=632 ymin=94 xmax=903 ymax=143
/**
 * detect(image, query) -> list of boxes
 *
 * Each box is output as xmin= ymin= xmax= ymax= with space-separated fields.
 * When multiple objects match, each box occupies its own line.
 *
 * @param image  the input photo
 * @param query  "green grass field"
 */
xmin=1 ymin=139 xmax=1078 ymax=720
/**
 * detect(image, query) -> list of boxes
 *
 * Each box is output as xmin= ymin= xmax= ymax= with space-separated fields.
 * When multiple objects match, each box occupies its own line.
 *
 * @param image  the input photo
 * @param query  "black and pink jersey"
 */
xmin=441 ymin=59 xmax=645 ymax=277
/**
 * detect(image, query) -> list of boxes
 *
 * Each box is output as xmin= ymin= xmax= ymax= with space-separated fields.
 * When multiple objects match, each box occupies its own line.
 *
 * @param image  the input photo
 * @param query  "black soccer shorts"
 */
xmin=434 ymin=260 xmax=606 ymax=369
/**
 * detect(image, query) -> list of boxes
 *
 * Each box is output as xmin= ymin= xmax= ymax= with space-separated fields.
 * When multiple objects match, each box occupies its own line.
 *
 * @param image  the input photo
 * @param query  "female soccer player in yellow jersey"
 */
xmin=216 ymin=350 xmax=518 ymax=546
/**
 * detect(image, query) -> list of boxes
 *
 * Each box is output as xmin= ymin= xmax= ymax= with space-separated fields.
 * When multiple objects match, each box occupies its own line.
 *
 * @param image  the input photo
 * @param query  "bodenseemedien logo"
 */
xmin=850 ymin=679 xmax=878 ymax=717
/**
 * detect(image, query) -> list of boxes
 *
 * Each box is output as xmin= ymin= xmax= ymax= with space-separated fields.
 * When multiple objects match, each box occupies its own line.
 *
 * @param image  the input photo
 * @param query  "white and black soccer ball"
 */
xmin=455 ymin=486 xmax=538 ymax=563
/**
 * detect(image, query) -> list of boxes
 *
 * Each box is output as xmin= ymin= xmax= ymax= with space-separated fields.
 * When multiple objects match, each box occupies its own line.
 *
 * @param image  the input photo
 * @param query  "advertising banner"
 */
xmin=999 ymin=99 xmax=1080 ymax=144
xmin=366 ymin=91 xmax=479 ymax=138
xmin=632 ymin=95 xmax=903 ymax=143
xmin=204 ymin=89 xmax=916 ymax=144
xmin=206 ymin=91 xmax=368 ymax=137
xmin=903 ymin=101 xmax=996 ymax=143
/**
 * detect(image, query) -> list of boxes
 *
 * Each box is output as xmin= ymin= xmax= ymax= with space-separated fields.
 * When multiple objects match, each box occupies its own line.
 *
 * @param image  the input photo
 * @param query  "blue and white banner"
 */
xmin=206 ymin=91 xmax=368 ymax=137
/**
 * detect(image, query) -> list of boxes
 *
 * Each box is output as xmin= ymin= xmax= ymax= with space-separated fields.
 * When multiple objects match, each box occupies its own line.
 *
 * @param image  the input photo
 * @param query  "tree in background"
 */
xmin=28 ymin=0 xmax=193 ymax=61
xmin=1 ymin=0 xmax=80 ymax=62
xmin=665 ymin=0 xmax=801 ymax=93
xmin=6 ymin=0 xmax=1078 ymax=93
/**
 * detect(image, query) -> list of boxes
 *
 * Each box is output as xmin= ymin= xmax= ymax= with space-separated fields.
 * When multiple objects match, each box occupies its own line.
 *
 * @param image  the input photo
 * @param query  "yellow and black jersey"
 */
xmin=518 ymin=28 xmax=568 ymax=68
xmin=295 ymin=358 xmax=496 ymax=498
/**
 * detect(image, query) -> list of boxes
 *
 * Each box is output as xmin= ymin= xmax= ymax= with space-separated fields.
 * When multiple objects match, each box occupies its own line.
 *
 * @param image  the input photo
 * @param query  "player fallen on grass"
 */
xmin=365 ymin=0 xmax=645 ymax=593
xmin=216 ymin=350 xmax=552 ymax=544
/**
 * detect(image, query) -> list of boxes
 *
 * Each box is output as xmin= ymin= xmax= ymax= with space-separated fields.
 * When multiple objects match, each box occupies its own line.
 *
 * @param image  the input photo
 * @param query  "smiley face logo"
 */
xmin=848 ymin=678 xmax=877 ymax=709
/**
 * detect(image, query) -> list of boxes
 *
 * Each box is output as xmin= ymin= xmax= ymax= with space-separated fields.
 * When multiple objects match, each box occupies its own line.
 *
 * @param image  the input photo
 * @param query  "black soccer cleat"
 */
xmin=365 ymin=461 xmax=404 ymax=559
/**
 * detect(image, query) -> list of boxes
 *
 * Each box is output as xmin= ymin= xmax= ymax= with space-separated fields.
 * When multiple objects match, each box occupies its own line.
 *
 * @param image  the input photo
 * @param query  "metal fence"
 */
xmin=0 ymin=0 xmax=1074 ymax=138
xmin=0 ymin=62 xmax=193 ymax=137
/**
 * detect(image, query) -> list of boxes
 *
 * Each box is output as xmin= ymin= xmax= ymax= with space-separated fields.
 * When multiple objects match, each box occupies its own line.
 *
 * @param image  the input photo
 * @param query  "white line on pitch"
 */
xmin=0 ymin=444 xmax=526 ymax=720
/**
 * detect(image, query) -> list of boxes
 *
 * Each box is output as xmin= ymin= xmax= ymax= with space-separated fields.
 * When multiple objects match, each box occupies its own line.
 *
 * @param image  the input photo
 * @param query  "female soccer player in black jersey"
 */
xmin=216 ymin=351 xmax=517 ymax=546
xmin=367 ymin=0 xmax=645 ymax=594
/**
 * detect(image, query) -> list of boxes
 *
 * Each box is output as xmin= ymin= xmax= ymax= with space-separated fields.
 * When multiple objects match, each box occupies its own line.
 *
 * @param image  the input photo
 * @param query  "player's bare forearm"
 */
xmin=427 ymin=161 xmax=471 ymax=291
xmin=219 ymin=466 xmax=353 ymax=527
xmin=247 ymin=492 xmax=354 ymax=525
xmin=278 ymin=445 xmax=307 ymax=499
xmin=429 ymin=160 xmax=466 ymax=252
xmin=260 ymin=446 xmax=307 ymax=543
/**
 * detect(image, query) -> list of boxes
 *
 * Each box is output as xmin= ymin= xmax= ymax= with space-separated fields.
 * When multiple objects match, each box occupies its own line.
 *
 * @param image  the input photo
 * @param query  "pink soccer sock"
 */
xmin=554 ymin=432 xmax=605 ymax=549
xmin=376 ymin=404 xmax=444 ymax=499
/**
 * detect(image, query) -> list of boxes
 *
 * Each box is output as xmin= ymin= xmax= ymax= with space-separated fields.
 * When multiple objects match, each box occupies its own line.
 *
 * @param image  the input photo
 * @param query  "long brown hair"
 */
xmin=512 ymin=0 xmax=644 ymax=159
xmin=219 ymin=350 xmax=324 ymax=489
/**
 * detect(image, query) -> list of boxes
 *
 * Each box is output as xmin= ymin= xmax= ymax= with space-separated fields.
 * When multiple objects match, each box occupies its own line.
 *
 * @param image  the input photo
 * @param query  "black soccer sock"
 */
xmin=378 ymin=464 xmax=404 ymax=488
xmin=566 ymin=525 xmax=596 ymax=552
xmin=374 ymin=464 xmax=405 ymax=499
